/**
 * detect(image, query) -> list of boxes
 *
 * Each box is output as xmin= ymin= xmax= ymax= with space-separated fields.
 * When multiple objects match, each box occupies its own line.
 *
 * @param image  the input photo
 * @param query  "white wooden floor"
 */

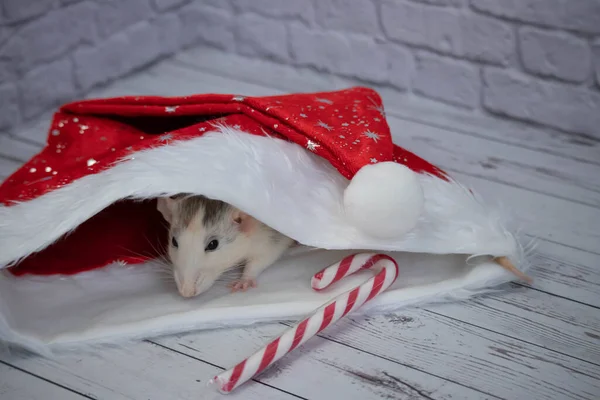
xmin=1 ymin=47 xmax=600 ymax=400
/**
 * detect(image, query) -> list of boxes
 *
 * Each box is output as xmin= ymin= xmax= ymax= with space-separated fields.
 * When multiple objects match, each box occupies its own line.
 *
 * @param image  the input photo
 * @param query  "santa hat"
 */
xmin=0 ymin=87 xmax=531 ymax=353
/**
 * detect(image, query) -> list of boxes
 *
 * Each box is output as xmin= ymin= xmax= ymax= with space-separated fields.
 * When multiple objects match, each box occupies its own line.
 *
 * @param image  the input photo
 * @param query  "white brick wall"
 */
xmin=1 ymin=0 xmax=599 ymax=138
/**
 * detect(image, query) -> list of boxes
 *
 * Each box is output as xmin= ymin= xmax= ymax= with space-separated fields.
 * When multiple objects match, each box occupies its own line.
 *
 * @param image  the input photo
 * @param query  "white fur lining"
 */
xmin=0 ymin=126 xmax=532 ymax=353
xmin=0 ymin=248 xmax=527 ymax=355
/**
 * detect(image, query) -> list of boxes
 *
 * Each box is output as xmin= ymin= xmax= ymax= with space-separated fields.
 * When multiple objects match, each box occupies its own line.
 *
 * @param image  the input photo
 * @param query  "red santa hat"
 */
xmin=0 ymin=87 xmax=530 ymax=353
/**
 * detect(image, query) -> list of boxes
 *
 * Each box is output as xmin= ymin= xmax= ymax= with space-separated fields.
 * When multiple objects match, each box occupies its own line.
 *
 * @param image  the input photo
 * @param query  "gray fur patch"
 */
xmin=177 ymin=195 xmax=231 ymax=229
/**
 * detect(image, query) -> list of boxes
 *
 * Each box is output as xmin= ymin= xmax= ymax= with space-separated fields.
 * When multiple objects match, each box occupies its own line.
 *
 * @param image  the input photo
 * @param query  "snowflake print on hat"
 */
xmin=363 ymin=130 xmax=381 ymax=142
xmin=316 ymin=121 xmax=333 ymax=131
xmin=306 ymin=140 xmax=320 ymax=151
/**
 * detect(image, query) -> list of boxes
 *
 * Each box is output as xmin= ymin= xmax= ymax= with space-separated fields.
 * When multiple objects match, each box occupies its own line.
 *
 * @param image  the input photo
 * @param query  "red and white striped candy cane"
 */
xmin=209 ymin=253 xmax=398 ymax=394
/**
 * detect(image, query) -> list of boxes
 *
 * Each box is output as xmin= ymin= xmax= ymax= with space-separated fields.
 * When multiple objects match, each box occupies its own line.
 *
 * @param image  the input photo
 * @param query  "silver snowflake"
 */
xmin=232 ymin=96 xmax=245 ymax=101
xmin=315 ymin=97 xmax=333 ymax=105
xmin=116 ymin=259 xmax=128 ymax=267
xmin=199 ymin=127 xmax=206 ymax=132
xmin=165 ymin=106 xmax=178 ymax=113
xmin=159 ymin=133 xmax=173 ymax=142
xmin=79 ymin=124 xmax=89 ymax=131
xmin=341 ymin=122 xmax=349 ymax=127
xmin=374 ymin=117 xmax=381 ymax=122
xmin=299 ymin=113 xmax=308 ymax=118
xmin=233 ymin=124 xmax=241 ymax=129
xmin=51 ymin=129 xmax=60 ymax=136
xmin=306 ymin=140 xmax=320 ymax=151
xmin=316 ymin=120 xmax=333 ymax=131
xmin=370 ymin=158 xmax=378 ymax=163
xmin=363 ymin=130 xmax=381 ymax=142
xmin=367 ymin=96 xmax=386 ymax=117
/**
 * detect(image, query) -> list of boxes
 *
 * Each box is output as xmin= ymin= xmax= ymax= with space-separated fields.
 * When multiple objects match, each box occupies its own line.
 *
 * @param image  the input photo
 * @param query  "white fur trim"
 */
xmin=344 ymin=162 xmax=424 ymax=238
xmin=0 ymin=126 xmax=521 ymax=267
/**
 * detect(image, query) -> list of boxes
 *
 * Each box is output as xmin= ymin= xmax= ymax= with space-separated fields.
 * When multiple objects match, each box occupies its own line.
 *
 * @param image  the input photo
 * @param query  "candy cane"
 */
xmin=209 ymin=253 xmax=399 ymax=394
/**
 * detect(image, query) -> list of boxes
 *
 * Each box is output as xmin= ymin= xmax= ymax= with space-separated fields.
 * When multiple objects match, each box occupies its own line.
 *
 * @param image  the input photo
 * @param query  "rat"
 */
xmin=157 ymin=194 xmax=296 ymax=298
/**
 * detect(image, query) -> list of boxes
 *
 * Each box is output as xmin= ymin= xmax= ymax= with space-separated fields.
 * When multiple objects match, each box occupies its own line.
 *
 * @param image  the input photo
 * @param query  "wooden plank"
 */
xmin=154 ymin=326 xmax=493 ymax=400
xmin=0 ymin=156 xmax=22 ymax=179
xmin=0 ymin=135 xmax=42 ymax=162
xmin=174 ymin=47 xmax=600 ymax=165
xmin=12 ymin=114 xmax=53 ymax=146
xmin=1 ymin=341 xmax=293 ymax=400
xmin=125 ymin=63 xmax=276 ymax=96
xmin=10 ymin=84 xmax=139 ymax=146
xmin=425 ymin=283 xmax=600 ymax=365
xmin=449 ymin=171 xmax=600 ymax=254
xmin=377 ymin=86 xmax=600 ymax=166
xmin=0 ymin=362 xmax=89 ymax=400
xmin=316 ymin=310 xmax=600 ymax=400
xmin=389 ymin=117 xmax=600 ymax=208
xmin=525 ymin=240 xmax=600 ymax=307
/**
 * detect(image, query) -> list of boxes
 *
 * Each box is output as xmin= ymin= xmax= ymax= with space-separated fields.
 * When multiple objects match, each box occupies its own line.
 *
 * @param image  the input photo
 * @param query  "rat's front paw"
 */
xmin=228 ymin=278 xmax=257 ymax=292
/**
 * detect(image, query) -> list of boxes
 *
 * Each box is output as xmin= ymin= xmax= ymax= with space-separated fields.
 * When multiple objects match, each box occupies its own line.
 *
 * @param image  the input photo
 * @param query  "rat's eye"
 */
xmin=205 ymin=239 xmax=219 ymax=252
xmin=171 ymin=237 xmax=178 ymax=248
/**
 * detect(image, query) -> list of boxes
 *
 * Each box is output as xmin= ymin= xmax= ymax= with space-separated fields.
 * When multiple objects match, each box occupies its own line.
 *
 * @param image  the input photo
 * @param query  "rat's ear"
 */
xmin=157 ymin=197 xmax=177 ymax=223
xmin=232 ymin=209 xmax=253 ymax=233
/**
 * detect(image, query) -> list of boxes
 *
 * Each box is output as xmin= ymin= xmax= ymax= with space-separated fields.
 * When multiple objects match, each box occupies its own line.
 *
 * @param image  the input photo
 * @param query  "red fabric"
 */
xmin=0 ymin=87 xmax=447 ymax=276
xmin=8 ymin=200 xmax=167 ymax=276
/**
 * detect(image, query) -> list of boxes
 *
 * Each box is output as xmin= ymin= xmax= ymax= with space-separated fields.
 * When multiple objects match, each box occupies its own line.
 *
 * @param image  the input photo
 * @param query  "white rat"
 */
xmin=157 ymin=194 xmax=296 ymax=298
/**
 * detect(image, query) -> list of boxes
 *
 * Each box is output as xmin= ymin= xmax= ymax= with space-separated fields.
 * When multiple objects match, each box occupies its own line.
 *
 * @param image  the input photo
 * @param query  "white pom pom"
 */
xmin=343 ymin=162 xmax=424 ymax=238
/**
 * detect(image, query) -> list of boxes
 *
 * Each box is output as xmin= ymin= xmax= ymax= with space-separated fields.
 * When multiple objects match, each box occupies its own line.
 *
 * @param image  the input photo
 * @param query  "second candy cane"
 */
xmin=210 ymin=252 xmax=399 ymax=393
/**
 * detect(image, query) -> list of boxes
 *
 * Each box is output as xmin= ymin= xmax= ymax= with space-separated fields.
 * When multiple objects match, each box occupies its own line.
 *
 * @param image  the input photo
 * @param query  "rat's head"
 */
xmin=157 ymin=195 xmax=255 ymax=298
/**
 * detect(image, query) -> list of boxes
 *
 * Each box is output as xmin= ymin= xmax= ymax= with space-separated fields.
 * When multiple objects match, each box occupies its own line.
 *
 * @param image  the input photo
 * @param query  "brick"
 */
xmin=384 ymin=44 xmax=414 ymax=90
xmin=74 ymin=22 xmax=162 ymax=91
xmin=289 ymin=23 xmax=388 ymax=83
xmin=236 ymin=14 xmax=289 ymax=62
xmin=413 ymin=52 xmax=480 ymax=108
xmin=1 ymin=2 xmax=96 ymax=74
xmin=232 ymin=0 xmax=313 ymax=24
xmin=178 ymin=5 xmax=234 ymax=50
xmin=470 ymin=0 xmax=600 ymax=35
xmin=0 ymin=60 xmax=16 ymax=83
xmin=19 ymin=59 xmax=79 ymax=120
xmin=519 ymin=27 xmax=591 ymax=83
xmin=315 ymin=0 xmax=380 ymax=35
xmin=1 ymin=0 xmax=54 ymax=22
xmin=202 ymin=0 xmax=233 ymax=11
xmin=154 ymin=13 xmax=181 ymax=56
xmin=95 ymin=0 xmax=154 ymax=38
xmin=381 ymin=2 xmax=513 ymax=65
xmin=593 ymin=40 xmax=600 ymax=86
xmin=408 ymin=0 xmax=464 ymax=6
xmin=483 ymin=68 xmax=600 ymax=137
xmin=152 ymin=0 xmax=191 ymax=11
xmin=0 ymin=25 xmax=12 ymax=45
xmin=0 ymin=83 xmax=19 ymax=130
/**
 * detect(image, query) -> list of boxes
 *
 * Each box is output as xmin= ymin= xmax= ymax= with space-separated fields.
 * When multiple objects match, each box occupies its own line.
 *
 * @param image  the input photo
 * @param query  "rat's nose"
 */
xmin=178 ymin=284 xmax=198 ymax=298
